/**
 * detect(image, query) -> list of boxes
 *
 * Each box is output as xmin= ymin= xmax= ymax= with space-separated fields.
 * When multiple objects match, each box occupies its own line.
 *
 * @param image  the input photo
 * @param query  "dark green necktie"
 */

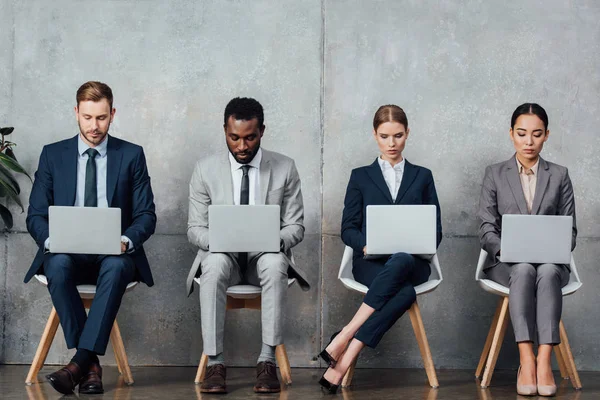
xmin=84 ymin=148 xmax=99 ymax=207
xmin=238 ymin=165 xmax=251 ymax=270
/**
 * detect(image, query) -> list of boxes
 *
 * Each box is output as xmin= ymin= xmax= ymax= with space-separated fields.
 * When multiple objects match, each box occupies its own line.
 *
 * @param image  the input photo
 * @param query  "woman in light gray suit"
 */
xmin=478 ymin=103 xmax=577 ymax=397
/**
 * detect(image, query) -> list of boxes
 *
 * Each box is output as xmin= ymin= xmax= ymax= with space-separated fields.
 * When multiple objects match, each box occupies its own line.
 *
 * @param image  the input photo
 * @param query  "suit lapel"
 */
xmin=106 ymin=136 xmax=123 ymax=206
xmin=505 ymin=157 xmax=529 ymax=214
xmin=259 ymin=151 xmax=272 ymax=204
xmin=61 ymin=136 xmax=78 ymax=206
xmin=366 ymin=159 xmax=393 ymax=203
xmin=395 ymin=160 xmax=418 ymax=204
xmin=219 ymin=155 xmax=234 ymax=204
xmin=531 ymin=157 xmax=550 ymax=215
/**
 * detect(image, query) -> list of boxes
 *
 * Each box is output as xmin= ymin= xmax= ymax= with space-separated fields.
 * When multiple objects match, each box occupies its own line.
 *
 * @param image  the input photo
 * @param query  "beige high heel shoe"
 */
xmin=517 ymin=365 xmax=537 ymax=396
xmin=537 ymin=368 xmax=557 ymax=397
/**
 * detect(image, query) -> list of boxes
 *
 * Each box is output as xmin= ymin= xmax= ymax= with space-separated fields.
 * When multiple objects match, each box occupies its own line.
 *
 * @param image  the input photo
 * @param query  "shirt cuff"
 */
xmin=121 ymin=236 xmax=134 ymax=253
xmin=44 ymin=238 xmax=50 ymax=253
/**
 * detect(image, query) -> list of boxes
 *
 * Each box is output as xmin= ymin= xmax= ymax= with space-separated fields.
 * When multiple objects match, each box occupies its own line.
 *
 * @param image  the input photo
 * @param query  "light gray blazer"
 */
xmin=186 ymin=148 xmax=309 ymax=295
xmin=478 ymin=155 xmax=577 ymax=270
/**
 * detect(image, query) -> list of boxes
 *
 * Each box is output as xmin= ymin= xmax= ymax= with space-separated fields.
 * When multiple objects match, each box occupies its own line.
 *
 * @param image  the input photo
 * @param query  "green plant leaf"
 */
xmin=5 ymin=148 xmax=17 ymax=161
xmin=0 ymin=162 xmax=20 ymax=194
xmin=0 ymin=178 xmax=23 ymax=211
xmin=0 ymin=152 xmax=31 ymax=181
xmin=0 ymin=127 xmax=14 ymax=136
xmin=0 ymin=203 xmax=13 ymax=229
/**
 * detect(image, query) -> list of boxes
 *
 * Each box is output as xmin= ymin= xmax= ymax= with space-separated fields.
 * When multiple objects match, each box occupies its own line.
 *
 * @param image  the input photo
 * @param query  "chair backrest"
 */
xmin=337 ymin=246 xmax=442 ymax=295
xmin=474 ymin=249 xmax=582 ymax=297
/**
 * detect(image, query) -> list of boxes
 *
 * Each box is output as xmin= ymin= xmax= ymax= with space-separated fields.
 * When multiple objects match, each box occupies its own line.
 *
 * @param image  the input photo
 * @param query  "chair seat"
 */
xmin=34 ymin=274 xmax=139 ymax=299
xmin=475 ymin=250 xmax=583 ymax=298
xmin=193 ymin=277 xmax=296 ymax=299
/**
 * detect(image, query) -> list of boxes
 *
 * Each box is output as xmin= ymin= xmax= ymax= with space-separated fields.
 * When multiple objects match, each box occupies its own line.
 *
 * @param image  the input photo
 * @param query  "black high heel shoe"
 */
xmin=318 ymin=372 xmax=340 ymax=394
xmin=317 ymin=330 xmax=341 ymax=368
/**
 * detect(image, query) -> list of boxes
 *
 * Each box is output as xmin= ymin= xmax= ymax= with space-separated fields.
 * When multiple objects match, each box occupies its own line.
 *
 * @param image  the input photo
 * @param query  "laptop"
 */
xmin=49 ymin=206 xmax=122 ymax=255
xmin=500 ymin=214 xmax=572 ymax=264
xmin=365 ymin=205 xmax=437 ymax=257
xmin=208 ymin=205 xmax=280 ymax=253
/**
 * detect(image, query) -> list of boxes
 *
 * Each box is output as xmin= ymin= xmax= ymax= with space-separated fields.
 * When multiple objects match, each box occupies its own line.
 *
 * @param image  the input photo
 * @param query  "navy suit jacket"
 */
xmin=341 ymin=159 xmax=443 ymax=254
xmin=25 ymin=135 xmax=157 ymax=286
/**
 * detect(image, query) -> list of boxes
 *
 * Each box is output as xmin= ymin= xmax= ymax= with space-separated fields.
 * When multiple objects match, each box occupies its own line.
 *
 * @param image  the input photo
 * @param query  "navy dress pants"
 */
xmin=353 ymin=252 xmax=431 ymax=348
xmin=43 ymin=253 xmax=135 ymax=355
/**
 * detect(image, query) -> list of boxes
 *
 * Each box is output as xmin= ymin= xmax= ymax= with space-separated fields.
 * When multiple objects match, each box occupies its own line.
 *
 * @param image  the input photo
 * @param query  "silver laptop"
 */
xmin=49 ymin=206 xmax=122 ymax=255
xmin=209 ymin=205 xmax=280 ymax=252
xmin=365 ymin=205 xmax=437 ymax=256
xmin=500 ymin=214 xmax=572 ymax=264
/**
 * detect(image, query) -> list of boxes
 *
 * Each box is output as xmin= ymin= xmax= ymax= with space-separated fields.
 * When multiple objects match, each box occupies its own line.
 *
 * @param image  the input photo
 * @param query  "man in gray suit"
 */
xmin=477 ymin=103 xmax=576 ymax=396
xmin=186 ymin=97 xmax=309 ymax=394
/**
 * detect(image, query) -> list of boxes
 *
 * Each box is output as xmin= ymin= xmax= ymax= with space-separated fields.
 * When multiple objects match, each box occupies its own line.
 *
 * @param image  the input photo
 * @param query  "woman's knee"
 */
xmin=536 ymin=263 xmax=563 ymax=284
xmin=387 ymin=252 xmax=414 ymax=274
xmin=509 ymin=263 xmax=536 ymax=284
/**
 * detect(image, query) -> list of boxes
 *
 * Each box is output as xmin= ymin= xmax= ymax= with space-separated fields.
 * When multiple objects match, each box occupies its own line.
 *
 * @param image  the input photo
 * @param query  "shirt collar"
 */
xmin=78 ymin=134 xmax=108 ymax=157
xmin=229 ymin=148 xmax=262 ymax=172
xmin=515 ymin=156 xmax=539 ymax=175
xmin=378 ymin=156 xmax=405 ymax=172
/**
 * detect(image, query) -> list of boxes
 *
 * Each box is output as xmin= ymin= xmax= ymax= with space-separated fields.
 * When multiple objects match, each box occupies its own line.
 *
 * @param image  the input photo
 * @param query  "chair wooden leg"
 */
xmin=408 ymin=301 xmax=439 ymax=388
xmin=195 ymin=353 xmax=209 ymax=384
xmin=554 ymin=344 xmax=569 ymax=379
xmin=26 ymin=307 xmax=60 ymax=384
xmin=111 ymin=332 xmax=124 ymax=375
xmin=475 ymin=299 xmax=503 ymax=378
xmin=110 ymin=320 xmax=134 ymax=385
xmin=480 ymin=296 xmax=510 ymax=388
xmin=275 ymin=344 xmax=292 ymax=385
xmin=559 ymin=320 xmax=582 ymax=390
xmin=342 ymin=355 xmax=358 ymax=388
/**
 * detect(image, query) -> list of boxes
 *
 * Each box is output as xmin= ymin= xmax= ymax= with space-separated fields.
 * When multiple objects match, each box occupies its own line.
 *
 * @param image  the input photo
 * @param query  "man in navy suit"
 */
xmin=25 ymin=81 xmax=156 ymax=395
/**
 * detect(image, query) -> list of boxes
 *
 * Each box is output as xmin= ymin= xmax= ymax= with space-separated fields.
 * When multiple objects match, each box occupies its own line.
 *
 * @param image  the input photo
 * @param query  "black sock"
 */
xmin=71 ymin=348 xmax=98 ymax=371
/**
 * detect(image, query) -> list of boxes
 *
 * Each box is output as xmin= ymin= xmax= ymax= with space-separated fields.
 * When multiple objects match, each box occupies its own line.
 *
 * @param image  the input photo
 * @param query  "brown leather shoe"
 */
xmin=79 ymin=362 xmax=104 ymax=394
xmin=200 ymin=364 xmax=227 ymax=393
xmin=254 ymin=361 xmax=281 ymax=393
xmin=45 ymin=362 xmax=83 ymax=395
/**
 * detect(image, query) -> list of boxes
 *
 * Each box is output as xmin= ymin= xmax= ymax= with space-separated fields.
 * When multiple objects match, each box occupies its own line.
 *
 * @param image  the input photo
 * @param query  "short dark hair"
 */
xmin=77 ymin=81 xmax=113 ymax=109
xmin=511 ymin=103 xmax=549 ymax=130
xmin=224 ymin=97 xmax=264 ymax=127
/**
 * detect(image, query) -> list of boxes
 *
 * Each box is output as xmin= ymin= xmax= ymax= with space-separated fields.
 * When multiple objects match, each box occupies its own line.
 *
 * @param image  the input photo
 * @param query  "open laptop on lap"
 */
xmin=209 ymin=205 xmax=280 ymax=253
xmin=365 ymin=205 xmax=436 ymax=259
xmin=49 ymin=206 xmax=122 ymax=255
xmin=500 ymin=214 xmax=572 ymax=264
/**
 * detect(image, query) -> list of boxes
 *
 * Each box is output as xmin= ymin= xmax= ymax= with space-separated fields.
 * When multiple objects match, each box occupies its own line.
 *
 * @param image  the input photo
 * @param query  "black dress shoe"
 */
xmin=45 ymin=362 xmax=83 ymax=395
xmin=317 ymin=330 xmax=341 ymax=367
xmin=200 ymin=364 xmax=227 ymax=393
xmin=79 ymin=362 xmax=104 ymax=394
xmin=318 ymin=372 xmax=340 ymax=395
xmin=254 ymin=361 xmax=281 ymax=393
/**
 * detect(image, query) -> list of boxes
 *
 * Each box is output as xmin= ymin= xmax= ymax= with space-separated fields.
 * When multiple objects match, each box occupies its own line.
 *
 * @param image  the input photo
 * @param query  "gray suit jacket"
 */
xmin=186 ymin=148 xmax=309 ymax=295
xmin=478 ymin=155 xmax=577 ymax=270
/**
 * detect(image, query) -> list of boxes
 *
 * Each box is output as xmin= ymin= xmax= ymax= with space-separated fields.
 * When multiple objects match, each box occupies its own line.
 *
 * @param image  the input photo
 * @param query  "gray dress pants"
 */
xmin=485 ymin=262 xmax=569 ymax=345
xmin=198 ymin=252 xmax=288 ymax=355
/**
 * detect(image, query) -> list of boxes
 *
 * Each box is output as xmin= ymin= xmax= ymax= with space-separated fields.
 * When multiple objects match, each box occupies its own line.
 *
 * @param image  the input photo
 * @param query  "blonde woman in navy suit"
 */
xmin=317 ymin=105 xmax=442 ymax=393
xmin=478 ymin=103 xmax=577 ymax=397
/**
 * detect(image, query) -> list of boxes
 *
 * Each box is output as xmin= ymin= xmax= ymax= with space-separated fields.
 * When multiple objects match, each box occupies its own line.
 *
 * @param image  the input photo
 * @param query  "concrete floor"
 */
xmin=1 ymin=365 xmax=597 ymax=400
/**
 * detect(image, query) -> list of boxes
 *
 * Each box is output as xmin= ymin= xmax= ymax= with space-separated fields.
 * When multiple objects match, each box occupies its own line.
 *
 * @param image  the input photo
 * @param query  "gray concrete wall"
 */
xmin=1 ymin=0 xmax=599 ymax=371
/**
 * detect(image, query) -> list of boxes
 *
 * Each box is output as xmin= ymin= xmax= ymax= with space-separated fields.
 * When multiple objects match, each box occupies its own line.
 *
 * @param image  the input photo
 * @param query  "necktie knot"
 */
xmin=241 ymin=165 xmax=251 ymax=176
xmin=85 ymin=148 xmax=99 ymax=159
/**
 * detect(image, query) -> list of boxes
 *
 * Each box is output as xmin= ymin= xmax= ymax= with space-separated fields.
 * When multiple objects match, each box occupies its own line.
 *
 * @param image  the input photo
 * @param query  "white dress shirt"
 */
xmin=229 ymin=148 xmax=262 ymax=205
xmin=378 ymin=156 xmax=405 ymax=201
xmin=45 ymin=134 xmax=131 ymax=251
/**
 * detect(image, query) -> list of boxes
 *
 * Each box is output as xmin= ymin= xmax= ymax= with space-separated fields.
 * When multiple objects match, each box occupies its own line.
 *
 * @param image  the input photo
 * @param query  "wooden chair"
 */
xmin=474 ymin=249 xmax=583 ymax=389
xmin=337 ymin=246 xmax=443 ymax=388
xmin=193 ymin=278 xmax=296 ymax=385
xmin=25 ymin=274 xmax=138 ymax=385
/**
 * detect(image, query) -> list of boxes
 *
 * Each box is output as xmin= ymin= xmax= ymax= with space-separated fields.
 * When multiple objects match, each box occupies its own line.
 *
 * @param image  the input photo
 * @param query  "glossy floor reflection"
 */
xmin=1 ymin=365 xmax=597 ymax=399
